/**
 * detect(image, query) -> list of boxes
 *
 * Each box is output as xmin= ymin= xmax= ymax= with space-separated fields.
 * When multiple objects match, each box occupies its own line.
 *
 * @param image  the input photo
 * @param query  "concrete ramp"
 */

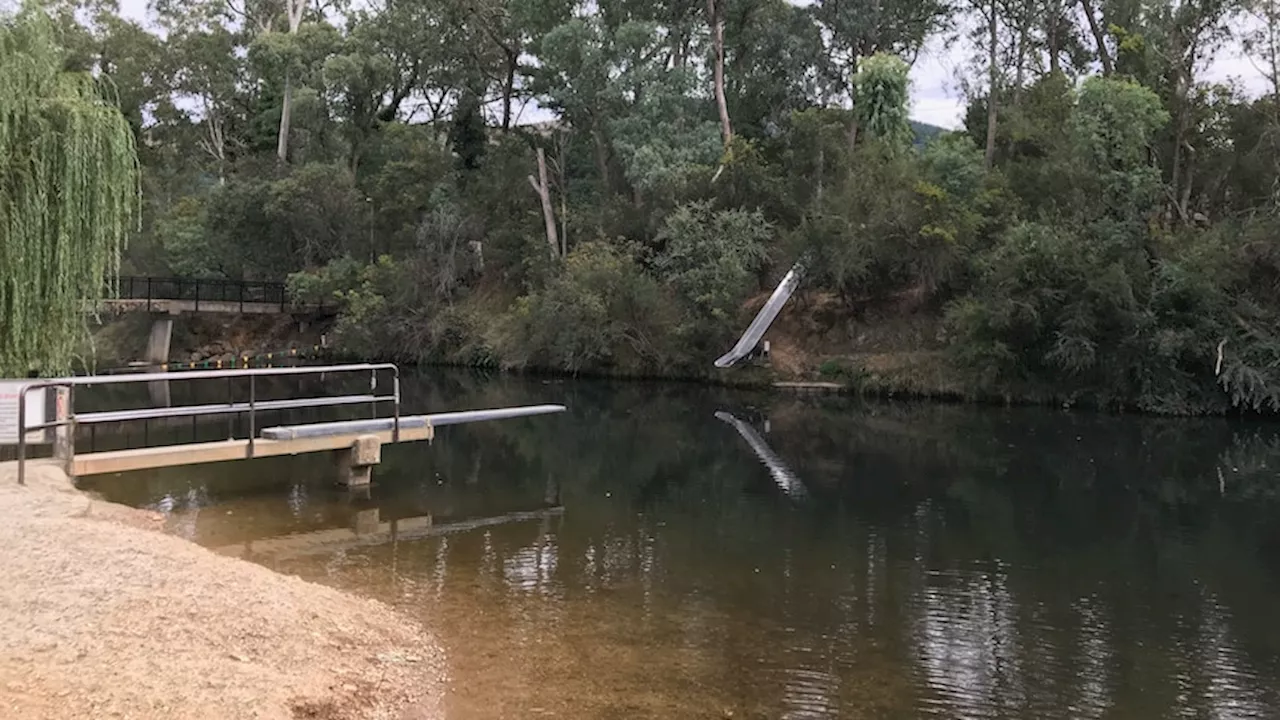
xmin=715 ymin=262 xmax=804 ymax=368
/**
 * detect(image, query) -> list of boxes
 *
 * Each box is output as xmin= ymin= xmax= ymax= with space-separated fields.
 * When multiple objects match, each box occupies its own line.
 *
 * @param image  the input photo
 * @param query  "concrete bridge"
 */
xmin=98 ymin=276 xmax=333 ymax=366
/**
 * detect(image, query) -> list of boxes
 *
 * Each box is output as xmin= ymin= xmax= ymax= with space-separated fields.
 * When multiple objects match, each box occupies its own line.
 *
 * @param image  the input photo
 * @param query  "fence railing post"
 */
xmin=17 ymin=386 xmax=28 ymax=486
xmin=248 ymin=374 xmax=256 ymax=459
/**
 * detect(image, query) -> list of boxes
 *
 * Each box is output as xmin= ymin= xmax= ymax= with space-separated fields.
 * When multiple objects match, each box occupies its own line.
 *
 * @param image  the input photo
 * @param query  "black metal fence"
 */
xmin=114 ymin=276 xmax=303 ymax=312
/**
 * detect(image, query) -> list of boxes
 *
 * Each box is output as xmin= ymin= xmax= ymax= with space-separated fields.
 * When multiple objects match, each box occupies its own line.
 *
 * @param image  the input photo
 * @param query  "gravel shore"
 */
xmin=0 ymin=461 xmax=446 ymax=720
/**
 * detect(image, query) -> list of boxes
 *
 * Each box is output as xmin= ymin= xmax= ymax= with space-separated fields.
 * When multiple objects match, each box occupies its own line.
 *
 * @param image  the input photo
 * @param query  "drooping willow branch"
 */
xmin=0 ymin=8 xmax=139 ymax=376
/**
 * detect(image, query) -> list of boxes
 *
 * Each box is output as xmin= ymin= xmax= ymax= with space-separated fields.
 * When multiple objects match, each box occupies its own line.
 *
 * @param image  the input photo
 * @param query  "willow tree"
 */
xmin=852 ymin=53 xmax=912 ymax=152
xmin=0 ymin=8 xmax=138 ymax=376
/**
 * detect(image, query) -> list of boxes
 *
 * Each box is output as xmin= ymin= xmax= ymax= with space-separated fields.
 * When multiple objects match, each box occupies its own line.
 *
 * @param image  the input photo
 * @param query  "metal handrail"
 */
xmin=16 ymin=363 xmax=401 ymax=485
xmin=110 ymin=276 xmax=332 ymax=313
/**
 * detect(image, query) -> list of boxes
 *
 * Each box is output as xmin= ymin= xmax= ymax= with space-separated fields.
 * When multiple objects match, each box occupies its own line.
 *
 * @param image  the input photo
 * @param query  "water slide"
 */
xmin=714 ymin=261 xmax=805 ymax=368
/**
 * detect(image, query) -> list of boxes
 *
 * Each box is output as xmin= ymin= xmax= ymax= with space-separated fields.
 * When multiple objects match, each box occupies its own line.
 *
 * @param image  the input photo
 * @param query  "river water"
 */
xmin=86 ymin=371 xmax=1280 ymax=719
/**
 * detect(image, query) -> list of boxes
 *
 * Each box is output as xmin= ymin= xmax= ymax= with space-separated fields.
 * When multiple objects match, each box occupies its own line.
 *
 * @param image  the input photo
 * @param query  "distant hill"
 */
xmin=910 ymin=120 xmax=947 ymax=145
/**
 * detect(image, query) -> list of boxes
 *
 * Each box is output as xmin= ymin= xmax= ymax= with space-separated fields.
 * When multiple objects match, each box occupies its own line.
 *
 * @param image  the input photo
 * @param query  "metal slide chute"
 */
xmin=714 ymin=262 xmax=804 ymax=368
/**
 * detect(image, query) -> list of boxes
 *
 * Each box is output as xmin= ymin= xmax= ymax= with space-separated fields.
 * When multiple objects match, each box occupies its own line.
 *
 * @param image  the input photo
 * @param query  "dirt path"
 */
xmin=0 ymin=462 xmax=445 ymax=720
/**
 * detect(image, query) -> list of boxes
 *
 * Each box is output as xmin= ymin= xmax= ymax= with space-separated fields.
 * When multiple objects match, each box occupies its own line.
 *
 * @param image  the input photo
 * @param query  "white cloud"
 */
xmin=911 ymin=34 xmax=967 ymax=129
xmin=119 ymin=0 xmax=147 ymax=22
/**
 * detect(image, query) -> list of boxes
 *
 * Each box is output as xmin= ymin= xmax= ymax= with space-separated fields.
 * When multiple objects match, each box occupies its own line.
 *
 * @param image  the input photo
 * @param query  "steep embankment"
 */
xmin=757 ymin=291 xmax=970 ymax=397
xmin=0 ymin=463 xmax=444 ymax=720
xmin=90 ymin=313 xmax=332 ymax=369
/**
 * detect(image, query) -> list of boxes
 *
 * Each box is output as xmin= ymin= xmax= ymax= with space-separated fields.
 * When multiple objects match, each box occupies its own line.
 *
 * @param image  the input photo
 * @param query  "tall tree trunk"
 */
xmin=815 ymin=145 xmax=825 ymax=203
xmin=1014 ymin=11 xmax=1028 ymax=101
xmin=846 ymin=64 xmax=859 ymax=152
xmin=984 ymin=0 xmax=999 ymax=169
xmin=528 ymin=148 xmax=560 ymax=261
xmin=1080 ymin=0 xmax=1114 ymax=75
xmin=199 ymin=102 xmax=226 ymax=184
xmin=1169 ymin=56 xmax=1190 ymax=223
xmin=1178 ymin=142 xmax=1195 ymax=221
xmin=1047 ymin=0 xmax=1062 ymax=75
xmin=590 ymin=124 xmax=612 ymax=192
xmin=276 ymin=72 xmax=292 ymax=162
xmin=501 ymin=49 xmax=516 ymax=131
xmin=554 ymin=134 xmax=569 ymax=257
xmin=275 ymin=0 xmax=305 ymax=163
xmin=1269 ymin=12 xmax=1280 ymax=97
xmin=707 ymin=0 xmax=732 ymax=147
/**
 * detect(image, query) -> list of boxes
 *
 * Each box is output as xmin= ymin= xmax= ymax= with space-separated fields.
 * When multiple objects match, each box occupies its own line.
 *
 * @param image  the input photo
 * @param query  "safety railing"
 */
xmin=16 ymin=363 xmax=400 ymax=485
xmin=112 ymin=276 xmax=328 ymax=313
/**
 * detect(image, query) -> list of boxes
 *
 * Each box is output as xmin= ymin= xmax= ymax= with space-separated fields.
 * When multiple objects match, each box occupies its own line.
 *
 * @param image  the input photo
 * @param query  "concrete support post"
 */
xmin=336 ymin=434 xmax=381 ymax=486
xmin=146 ymin=315 xmax=174 ymax=366
xmin=147 ymin=380 xmax=172 ymax=409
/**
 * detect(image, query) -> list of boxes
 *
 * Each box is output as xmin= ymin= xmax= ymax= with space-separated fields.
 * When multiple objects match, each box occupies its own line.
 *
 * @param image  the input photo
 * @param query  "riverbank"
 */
xmin=85 ymin=296 xmax=1260 ymax=416
xmin=0 ymin=462 xmax=445 ymax=719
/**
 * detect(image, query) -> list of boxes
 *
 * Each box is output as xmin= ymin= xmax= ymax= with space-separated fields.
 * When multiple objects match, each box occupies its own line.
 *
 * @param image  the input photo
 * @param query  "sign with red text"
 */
xmin=0 ymin=381 xmax=50 ymax=445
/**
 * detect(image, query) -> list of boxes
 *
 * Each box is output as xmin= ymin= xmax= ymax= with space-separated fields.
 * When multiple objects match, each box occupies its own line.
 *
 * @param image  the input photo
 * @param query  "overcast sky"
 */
xmin=117 ymin=0 xmax=1272 ymax=129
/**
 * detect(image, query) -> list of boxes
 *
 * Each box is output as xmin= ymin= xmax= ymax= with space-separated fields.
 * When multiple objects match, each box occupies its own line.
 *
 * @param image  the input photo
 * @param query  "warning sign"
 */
xmin=0 ymin=381 xmax=50 ymax=445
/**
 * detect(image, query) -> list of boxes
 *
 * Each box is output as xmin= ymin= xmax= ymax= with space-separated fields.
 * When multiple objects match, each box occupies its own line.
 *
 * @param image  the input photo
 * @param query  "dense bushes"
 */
xmin=272 ymin=74 xmax=1280 ymax=411
xmin=942 ymin=79 xmax=1280 ymax=414
xmin=490 ymin=242 xmax=679 ymax=373
xmin=84 ymin=0 xmax=1280 ymax=414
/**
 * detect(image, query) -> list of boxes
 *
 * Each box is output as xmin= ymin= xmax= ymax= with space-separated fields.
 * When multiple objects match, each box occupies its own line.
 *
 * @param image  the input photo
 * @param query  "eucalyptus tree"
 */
xmin=723 ymin=0 xmax=824 ymax=138
xmin=535 ymin=15 xmax=720 ymax=206
xmin=162 ymin=23 xmax=248 ymax=181
xmin=447 ymin=0 xmax=573 ymax=130
xmin=810 ymin=0 xmax=949 ymax=148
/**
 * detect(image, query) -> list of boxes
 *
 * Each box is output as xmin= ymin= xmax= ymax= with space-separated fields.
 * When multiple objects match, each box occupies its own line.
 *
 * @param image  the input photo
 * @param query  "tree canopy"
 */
xmin=19 ymin=0 xmax=1280 ymax=413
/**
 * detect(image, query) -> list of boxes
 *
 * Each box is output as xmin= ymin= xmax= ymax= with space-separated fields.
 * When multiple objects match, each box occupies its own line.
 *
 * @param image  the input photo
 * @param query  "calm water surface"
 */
xmin=86 ymin=372 xmax=1280 ymax=719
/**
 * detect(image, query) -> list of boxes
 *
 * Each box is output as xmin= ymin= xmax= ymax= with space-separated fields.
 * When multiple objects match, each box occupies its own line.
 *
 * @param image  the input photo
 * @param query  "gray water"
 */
xmin=87 ymin=371 xmax=1280 ymax=719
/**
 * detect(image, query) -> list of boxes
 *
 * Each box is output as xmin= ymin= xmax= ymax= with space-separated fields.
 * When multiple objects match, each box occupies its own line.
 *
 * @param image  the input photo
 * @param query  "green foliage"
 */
xmin=286 ymin=256 xmax=363 ymax=307
xmin=1069 ymin=77 xmax=1169 ymax=220
xmin=654 ymin=202 xmax=772 ymax=324
xmin=796 ymin=141 xmax=984 ymax=303
xmin=724 ymin=0 xmax=824 ymax=138
xmin=0 ymin=7 xmax=139 ymax=376
xmin=264 ymin=162 xmax=365 ymax=266
xmin=449 ymin=90 xmax=487 ymax=172
xmin=921 ymin=133 xmax=985 ymax=200
xmin=947 ymin=212 xmax=1280 ymax=414
xmin=853 ymin=54 xmax=913 ymax=151
xmin=157 ymin=197 xmax=215 ymax=276
xmin=811 ymin=0 xmax=949 ymax=100
xmin=491 ymin=242 xmax=678 ymax=373
xmin=23 ymin=0 xmax=1279 ymax=415
xmin=817 ymin=357 xmax=868 ymax=384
